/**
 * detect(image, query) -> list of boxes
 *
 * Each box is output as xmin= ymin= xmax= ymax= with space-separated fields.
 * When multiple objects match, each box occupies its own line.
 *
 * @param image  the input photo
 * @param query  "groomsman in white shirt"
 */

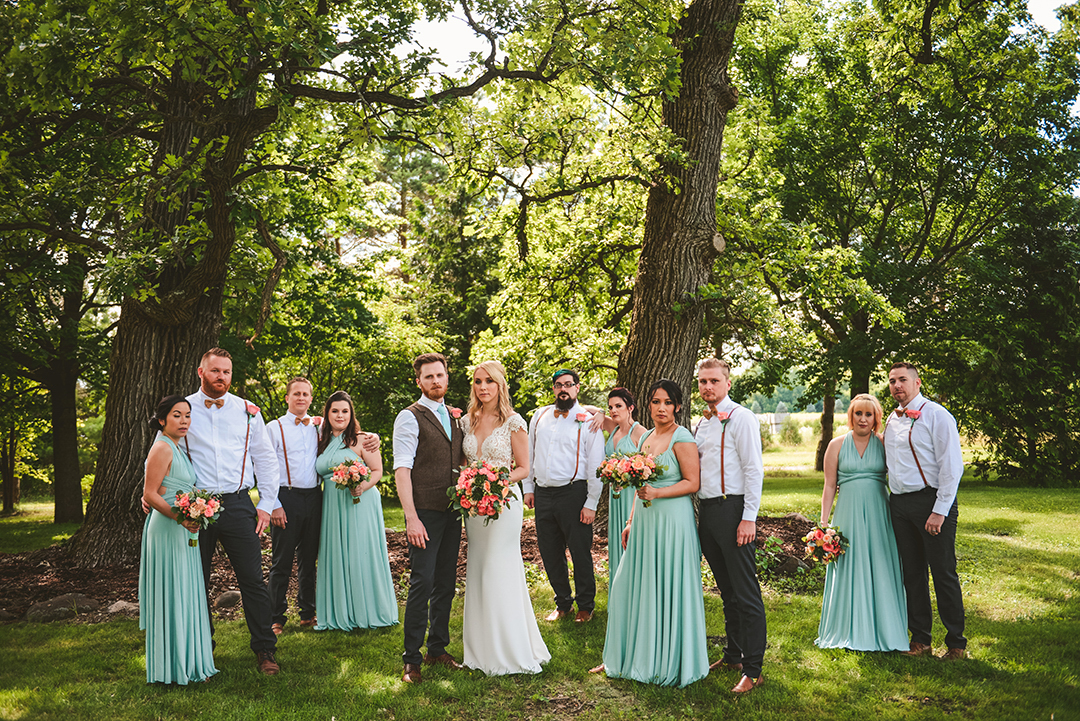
xmin=694 ymin=358 xmax=768 ymax=694
xmin=524 ymin=369 xmax=605 ymax=623
xmin=267 ymin=377 xmax=322 ymax=636
xmin=885 ymin=362 xmax=967 ymax=661
xmin=184 ymin=348 xmax=281 ymax=675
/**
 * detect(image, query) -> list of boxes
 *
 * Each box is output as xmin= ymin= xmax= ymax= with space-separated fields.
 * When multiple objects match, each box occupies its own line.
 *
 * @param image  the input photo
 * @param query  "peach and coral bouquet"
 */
xmin=332 ymin=459 xmax=371 ymax=504
xmin=447 ymin=461 xmax=513 ymax=525
xmin=174 ymin=490 xmax=223 ymax=547
xmin=596 ymin=453 xmax=665 ymax=507
xmin=802 ymin=524 xmax=849 ymax=565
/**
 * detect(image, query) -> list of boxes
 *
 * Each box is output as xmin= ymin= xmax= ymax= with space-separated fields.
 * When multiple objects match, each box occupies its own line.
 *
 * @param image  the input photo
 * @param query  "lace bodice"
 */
xmin=462 ymin=413 xmax=526 ymax=468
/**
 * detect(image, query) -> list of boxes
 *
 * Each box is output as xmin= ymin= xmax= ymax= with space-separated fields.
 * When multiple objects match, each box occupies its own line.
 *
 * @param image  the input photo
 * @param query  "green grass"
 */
xmin=2 ymin=464 xmax=1078 ymax=720
xmin=0 ymin=502 xmax=81 ymax=553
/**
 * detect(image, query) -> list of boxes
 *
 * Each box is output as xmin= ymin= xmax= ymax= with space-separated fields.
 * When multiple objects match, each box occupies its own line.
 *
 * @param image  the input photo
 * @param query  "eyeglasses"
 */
xmin=553 ymin=381 xmax=578 ymax=389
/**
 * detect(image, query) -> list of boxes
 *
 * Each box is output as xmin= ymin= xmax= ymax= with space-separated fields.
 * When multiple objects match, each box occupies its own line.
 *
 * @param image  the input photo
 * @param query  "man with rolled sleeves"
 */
xmin=885 ymin=361 xmax=967 ymax=661
xmin=523 ymin=369 xmax=605 ymax=624
xmin=394 ymin=352 xmax=465 ymax=684
xmin=184 ymin=348 xmax=281 ymax=675
xmin=694 ymin=358 xmax=768 ymax=694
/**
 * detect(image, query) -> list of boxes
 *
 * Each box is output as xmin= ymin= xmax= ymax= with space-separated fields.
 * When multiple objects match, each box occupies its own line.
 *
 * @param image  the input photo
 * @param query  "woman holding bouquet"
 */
xmin=314 ymin=391 xmax=397 ymax=631
xmin=596 ymin=380 xmax=708 ymax=687
xmin=460 ymin=360 xmax=550 ymax=675
xmin=816 ymin=393 xmax=908 ymax=651
xmin=139 ymin=395 xmax=218 ymax=684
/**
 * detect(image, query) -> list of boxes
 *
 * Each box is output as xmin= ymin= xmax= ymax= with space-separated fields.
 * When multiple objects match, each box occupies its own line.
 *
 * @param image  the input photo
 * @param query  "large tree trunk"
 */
xmin=814 ymin=377 xmax=837 ymax=472
xmin=52 ymin=253 xmax=87 ymax=523
xmin=1 ymin=420 xmax=19 ymax=514
xmin=617 ymin=0 xmax=743 ymax=419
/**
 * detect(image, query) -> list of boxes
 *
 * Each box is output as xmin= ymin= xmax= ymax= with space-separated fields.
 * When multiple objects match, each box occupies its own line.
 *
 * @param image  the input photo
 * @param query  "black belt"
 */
xmin=537 ymin=480 xmax=587 ymax=488
xmin=700 ymin=494 xmax=744 ymax=506
xmin=279 ymin=485 xmax=321 ymax=493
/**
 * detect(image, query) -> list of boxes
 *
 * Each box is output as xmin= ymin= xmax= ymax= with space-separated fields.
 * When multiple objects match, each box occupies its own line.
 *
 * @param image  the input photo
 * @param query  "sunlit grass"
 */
xmin=0 ymin=502 xmax=81 ymax=553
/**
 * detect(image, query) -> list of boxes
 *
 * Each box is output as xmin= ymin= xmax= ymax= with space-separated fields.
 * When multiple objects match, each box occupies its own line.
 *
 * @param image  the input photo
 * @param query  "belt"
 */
xmin=700 ymin=493 xmax=744 ymax=506
xmin=279 ymin=485 xmax=321 ymax=493
xmin=537 ymin=479 xmax=587 ymax=488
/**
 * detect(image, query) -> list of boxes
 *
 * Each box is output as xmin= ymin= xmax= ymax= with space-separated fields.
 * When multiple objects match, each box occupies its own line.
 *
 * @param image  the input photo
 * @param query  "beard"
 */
xmin=554 ymin=394 xmax=575 ymax=411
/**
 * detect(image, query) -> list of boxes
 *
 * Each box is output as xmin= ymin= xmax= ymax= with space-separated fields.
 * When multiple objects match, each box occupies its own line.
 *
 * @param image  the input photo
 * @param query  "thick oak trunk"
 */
xmin=617 ymin=0 xmax=743 ymax=421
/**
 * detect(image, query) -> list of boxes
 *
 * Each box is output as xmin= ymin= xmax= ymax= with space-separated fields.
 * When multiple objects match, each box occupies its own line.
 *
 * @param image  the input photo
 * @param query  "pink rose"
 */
xmin=460 ymin=498 xmax=472 ymax=509
xmin=906 ymin=409 xmax=922 ymax=419
xmin=450 ymin=407 xmax=462 ymax=419
xmin=312 ymin=416 xmax=323 ymax=426
xmin=576 ymin=412 xmax=589 ymax=423
xmin=245 ymin=402 xmax=259 ymax=416
xmin=717 ymin=411 xmax=730 ymax=422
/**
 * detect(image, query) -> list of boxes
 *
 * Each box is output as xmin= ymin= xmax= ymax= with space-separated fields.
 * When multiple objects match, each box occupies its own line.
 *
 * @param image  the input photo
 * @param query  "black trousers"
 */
xmin=535 ymin=482 xmax=596 ymax=613
xmin=698 ymin=495 xmax=767 ymax=679
xmin=199 ymin=490 xmax=276 ymax=654
xmin=889 ymin=487 xmax=967 ymax=649
xmin=268 ymin=486 xmax=322 ymax=626
xmin=402 ymin=507 xmax=462 ymax=665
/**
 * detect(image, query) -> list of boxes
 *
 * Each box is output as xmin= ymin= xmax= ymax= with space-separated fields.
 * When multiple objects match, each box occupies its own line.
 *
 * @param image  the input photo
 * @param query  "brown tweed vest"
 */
xmin=407 ymin=402 xmax=464 ymax=511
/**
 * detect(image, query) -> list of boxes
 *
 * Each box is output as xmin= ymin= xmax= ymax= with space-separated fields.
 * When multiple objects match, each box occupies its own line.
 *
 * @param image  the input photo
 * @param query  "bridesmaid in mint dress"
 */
xmin=595 ymin=380 xmax=709 ymax=688
xmin=601 ymin=388 xmax=646 ymax=581
xmin=139 ymin=395 xmax=218 ymax=684
xmin=315 ymin=390 xmax=398 ymax=631
xmin=816 ymin=393 xmax=908 ymax=651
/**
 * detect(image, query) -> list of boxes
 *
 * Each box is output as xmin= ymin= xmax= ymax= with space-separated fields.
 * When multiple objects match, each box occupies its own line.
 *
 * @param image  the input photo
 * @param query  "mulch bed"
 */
xmin=0 ymin=515 xmax=814 ymax=623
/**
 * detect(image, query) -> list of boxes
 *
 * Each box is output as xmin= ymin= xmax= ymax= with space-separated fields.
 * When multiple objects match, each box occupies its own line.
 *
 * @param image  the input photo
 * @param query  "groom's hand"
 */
xmin=736 ymin=520 xmax=756 ymax=547
xmin=580 ymin=508 xmax=595 ymax=525
xmin=406 ymin=515 xmax=429 ymax=549
xmin=925 ymin=512 xmax=945 ymax=536
xmin=523 ymin=493 xmax=535 ymax=509
xmin=256 ymin=509 xmax=271 ymax=534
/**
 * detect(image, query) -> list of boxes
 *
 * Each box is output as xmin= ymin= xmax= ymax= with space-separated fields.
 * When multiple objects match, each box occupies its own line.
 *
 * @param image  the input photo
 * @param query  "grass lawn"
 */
xmin=1 ymin=456 xmax=1078 ymax=720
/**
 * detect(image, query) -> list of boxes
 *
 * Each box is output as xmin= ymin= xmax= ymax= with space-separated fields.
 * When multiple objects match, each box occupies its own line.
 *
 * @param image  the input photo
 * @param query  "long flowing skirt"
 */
xmin=607 ymin=486 xmax=636 ymax=581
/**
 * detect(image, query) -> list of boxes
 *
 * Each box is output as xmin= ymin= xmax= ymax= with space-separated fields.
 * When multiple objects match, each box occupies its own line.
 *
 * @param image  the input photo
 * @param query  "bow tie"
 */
xmin=703 ymin=407 xmax=718 ymax=420
xmin=295 ymin=417 xmax=311 ymax=426
xmin=553 ymin=409 xmax=569 ymax=419
xmin=895 ymin=408 xmax=906 ymax=417
xmin=204 ymin=398 xmax=224 ymax=409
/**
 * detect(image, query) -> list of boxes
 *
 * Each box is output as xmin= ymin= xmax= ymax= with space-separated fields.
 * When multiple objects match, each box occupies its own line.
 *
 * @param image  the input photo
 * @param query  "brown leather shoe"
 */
xmin=574 ymin=610 xmax=593 ymax=623
xmin=940 ymin=648 xmax=967 ymax=662
xmin=298 ymin=618 xmax=317 ymax=628
xmin=271 ymin=623 xmax=284 ymax=636
xmin=402 ymin=663 xmax=422 ymax=683
xmin=545 ymin=609 xmax=571 ymax=621
xmin=902 ymin=641 xmax=934 ymax=657
xmin=710 ymin=659 xmax=743 ymax=672
xmin=255 ymin=650 xmax=280 ymax=675
xmin=731 ymin=674 xmax=764 ymax=694
xmin=424 ymin=653 xmax=463 ymax=669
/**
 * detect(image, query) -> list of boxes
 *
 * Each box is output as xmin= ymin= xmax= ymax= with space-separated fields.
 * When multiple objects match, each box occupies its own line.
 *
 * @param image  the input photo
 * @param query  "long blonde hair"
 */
xmin=468 ymin=360 xmax=515 ymax=428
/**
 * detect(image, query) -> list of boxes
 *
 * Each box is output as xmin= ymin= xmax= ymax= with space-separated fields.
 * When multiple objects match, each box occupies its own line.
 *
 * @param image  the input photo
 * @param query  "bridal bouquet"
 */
xmin=447 ymin=461 xmax=513 ymax=525
xmin=174 ymin=490 xmax=223 ymax=547
xmin=332 ymin=459 xmax=371 ymax=504
xmin=802 ymin=524 xmax=848 ymax=566
xmin=596 ymin=453 xmax=665 ymax=507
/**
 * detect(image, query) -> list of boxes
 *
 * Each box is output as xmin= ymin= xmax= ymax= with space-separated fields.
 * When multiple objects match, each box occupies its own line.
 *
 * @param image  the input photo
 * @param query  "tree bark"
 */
xmin=814 ymin=377 xmax=836 ymax=472
xmin=617 ymin=0 xmax=743 ymax=421
xmin=51 ymin=253 xmax=87 ymax=523
xmin=1 ymin=421 xmax=19 ymax=514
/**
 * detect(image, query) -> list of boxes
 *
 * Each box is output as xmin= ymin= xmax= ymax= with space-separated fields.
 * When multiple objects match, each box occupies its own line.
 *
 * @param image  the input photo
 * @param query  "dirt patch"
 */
xmin=0 ymin=515 xmax=812 ymax=623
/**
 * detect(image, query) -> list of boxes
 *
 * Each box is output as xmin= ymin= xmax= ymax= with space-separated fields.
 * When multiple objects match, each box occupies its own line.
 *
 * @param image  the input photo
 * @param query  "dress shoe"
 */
xmin=271 ymin=623 xmax=284 ymax=636
xmin=574 ymin=610 xmax=594 ymax=624
xmin=731 ymin=674 xmax=764 ymax=694
xmin=298 ymin=618 xmax=317 ymax=628
xmin=940 ymin=648 xmax=967 ymax=662
xmin=545 ymin=609 xmax=571 ymax=621
xmin=255 ymin=650 xmax=280 ymax=675
xmin=709 ymin=659 xmax=743 ymax=672
xmin=902 ymin=641 xmax=934 ymax=657
xmin=424 ymin=653 xmax=463 ymax=669
xmin=402 ymin=663 xmax=423 ymax=683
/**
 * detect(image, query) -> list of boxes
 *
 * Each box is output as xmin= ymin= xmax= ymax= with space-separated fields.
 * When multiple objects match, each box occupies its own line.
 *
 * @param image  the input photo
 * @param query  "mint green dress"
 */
xmin=138 ymin=437 xmax=218 ymax=684
xmin=605 ymin=423 xmax=640 ymax=581
xmin=602 ymin=426 xmax=709 ymax=687
xmin=816 ymin=433 xmax=909 ymax=651
xmin=315 ymin=435 xmax=398 ymax=631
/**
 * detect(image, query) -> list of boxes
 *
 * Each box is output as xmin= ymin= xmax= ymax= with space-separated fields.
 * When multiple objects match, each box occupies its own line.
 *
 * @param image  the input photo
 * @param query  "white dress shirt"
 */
xmin=524 ymin=403 xmax=605 ymax=511
xmin=695 ymin=396 xmax=764 ymax=522
xmin=268 ymin=413 xmax=320 ymax=490
xmin=392 ymin=394 xmax=452 ymax=471
xmin=884 ymin=393 xmax=964 ymax=516
xmin=185 ymin=390 xmax=280 ymax=514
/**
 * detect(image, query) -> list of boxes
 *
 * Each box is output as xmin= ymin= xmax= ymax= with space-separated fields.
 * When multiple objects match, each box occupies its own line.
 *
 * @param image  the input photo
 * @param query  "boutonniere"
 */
xmin=716 ymin=411 xmax=730 ymax=424
xmin=449 ymin=407 xmax=463 ymax=419
xmin=895 ymin=408 xmax=922 ymax=420
xmin=312 ymin=416 xmax=323 ymax=426
xmin=575 ymin=412 xmax=589 ymax=425
xmin=244 ymin=402 xmax=259 ymax=417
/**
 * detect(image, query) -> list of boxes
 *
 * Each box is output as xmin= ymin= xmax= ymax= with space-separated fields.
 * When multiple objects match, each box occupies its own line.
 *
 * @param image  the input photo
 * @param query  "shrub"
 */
xmin=759 ymin=420 xmax=774 ymax=450
xmin=780 ymin=416 xmax=802 ymax=445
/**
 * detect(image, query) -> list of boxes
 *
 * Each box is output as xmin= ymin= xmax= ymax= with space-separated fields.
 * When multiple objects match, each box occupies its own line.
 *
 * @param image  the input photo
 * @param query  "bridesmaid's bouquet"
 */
xmin=174 ymin=490 xmax=223 ymax=547
xmin=447 ymin=461 xmax=513 ymax=525
xmin=596 ymin=453 xmax=665 ymax=507
xmin=332 ymin=459 xmax=371 ymax=504
xmin=802 ymin=524 xmax=848 ymax=565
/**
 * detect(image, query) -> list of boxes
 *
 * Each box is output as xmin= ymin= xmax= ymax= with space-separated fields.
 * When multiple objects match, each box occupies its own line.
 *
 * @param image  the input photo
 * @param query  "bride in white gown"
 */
xmin=460 ymin=360 xmax=550 ymax=675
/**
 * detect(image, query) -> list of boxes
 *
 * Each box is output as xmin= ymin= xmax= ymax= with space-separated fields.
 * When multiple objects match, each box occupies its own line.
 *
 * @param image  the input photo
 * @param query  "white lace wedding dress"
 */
xmin=461 ymin=413 xmax=550 ymax=675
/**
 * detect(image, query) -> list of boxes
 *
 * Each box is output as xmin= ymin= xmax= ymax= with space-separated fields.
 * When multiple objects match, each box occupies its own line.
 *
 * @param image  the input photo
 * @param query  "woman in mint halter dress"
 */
xmin=601 ymin=388 xmax=646 ymax=581
xmin=816 ymin=393 xmax=908 ymax=651
xmin=594 ymin=380 xmax=709 ymax=688
xmin=314 ymin=390 xmax=398 ymax=631
xmin=139 ymin=395 xmax=218 ymax=685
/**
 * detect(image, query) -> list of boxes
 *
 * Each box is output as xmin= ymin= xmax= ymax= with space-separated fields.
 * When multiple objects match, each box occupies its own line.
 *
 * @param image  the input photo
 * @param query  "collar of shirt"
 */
xmin=195 ymin=389 xmax=233 ymax=410
xmin=418 ymin=394 xmax=447 ymax=415
xmin=700 ymin=396 xmax=738 ymax=426
xmin=285 ymin=411 xmax=312 ymax=426
xmin=552 ymin=402 xmax=583 ymax=418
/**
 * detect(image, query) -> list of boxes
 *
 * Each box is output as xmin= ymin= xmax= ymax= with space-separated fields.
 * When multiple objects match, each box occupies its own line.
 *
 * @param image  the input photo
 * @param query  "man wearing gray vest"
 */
xmin=393 ymin=352 xmax=465 ymax=684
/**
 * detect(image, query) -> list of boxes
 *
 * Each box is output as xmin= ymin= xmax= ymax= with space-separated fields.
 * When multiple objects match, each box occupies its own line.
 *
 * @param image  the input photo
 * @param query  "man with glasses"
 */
xmin=524 ymin=369 xmax=605 ymax=623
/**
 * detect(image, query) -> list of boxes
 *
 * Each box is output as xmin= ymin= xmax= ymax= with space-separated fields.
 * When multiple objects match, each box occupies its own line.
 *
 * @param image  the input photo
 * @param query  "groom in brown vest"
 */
xmin=393 ymin=352 xmax=465 ymax=684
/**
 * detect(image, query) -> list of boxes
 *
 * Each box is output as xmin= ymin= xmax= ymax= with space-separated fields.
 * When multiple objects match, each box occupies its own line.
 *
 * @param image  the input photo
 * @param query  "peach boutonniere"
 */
xmin=449 ymin=407 xmax=463 ymax=419
xmin=312 ymin=416 xmax=323 ymax=426
xmin=244 ymin=402 xmax=259 ymax=417
xmin=575 ymin=412 xmax=589 ymax=425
